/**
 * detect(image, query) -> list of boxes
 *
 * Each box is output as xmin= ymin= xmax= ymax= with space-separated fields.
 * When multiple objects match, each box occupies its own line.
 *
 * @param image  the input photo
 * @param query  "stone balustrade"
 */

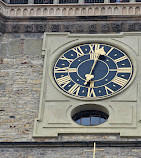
xmin=0 ymin=0 xmax=141 ymax=17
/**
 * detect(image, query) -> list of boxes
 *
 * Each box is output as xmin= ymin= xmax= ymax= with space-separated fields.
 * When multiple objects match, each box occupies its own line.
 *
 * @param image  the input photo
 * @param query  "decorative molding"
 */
xmin=2 ymin=21 xmax=141 ymax=33
xmin=1 ymin=1 xmax=141 ymax=17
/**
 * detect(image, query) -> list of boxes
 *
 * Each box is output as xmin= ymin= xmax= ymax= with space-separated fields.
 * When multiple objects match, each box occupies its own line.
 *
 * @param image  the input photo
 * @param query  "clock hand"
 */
xmin=84 ymin=56 xmax=98 ymax=85
xmin=84 ymin=47 xmax=106 ymax=85
xmin=89 ymin=56 xmax=98 ymax=75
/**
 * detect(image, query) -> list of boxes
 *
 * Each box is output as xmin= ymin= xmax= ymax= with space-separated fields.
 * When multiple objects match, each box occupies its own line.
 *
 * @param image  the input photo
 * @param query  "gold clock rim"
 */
xmin=49 ymin=41 xmax=137 ymax=101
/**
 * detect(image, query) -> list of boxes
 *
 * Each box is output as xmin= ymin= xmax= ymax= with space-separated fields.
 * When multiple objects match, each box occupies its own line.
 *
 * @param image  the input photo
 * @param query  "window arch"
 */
xmin=71 ymin=104 xmax=109 ymax=126
xmin=72 ymin=110 xmax=108 ymax=126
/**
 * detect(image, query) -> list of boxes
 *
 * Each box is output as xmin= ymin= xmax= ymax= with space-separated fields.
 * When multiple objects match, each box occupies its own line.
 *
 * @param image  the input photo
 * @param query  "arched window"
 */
xmin=72 ymin=110 xmax=108 ymax=126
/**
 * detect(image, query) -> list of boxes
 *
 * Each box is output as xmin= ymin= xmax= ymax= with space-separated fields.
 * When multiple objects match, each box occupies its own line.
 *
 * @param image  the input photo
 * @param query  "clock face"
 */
xmin=53 ymin=43 xmax=134 ymax=100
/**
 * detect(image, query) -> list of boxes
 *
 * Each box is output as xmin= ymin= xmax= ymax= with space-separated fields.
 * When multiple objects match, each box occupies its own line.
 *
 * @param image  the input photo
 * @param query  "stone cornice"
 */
xmin=1 ymin=14 xmax=141 ymax=33
xmin=1 ymin=1 xmax=141 ymax=33
xmin=0 ymin=0 xmax=141 ymax=17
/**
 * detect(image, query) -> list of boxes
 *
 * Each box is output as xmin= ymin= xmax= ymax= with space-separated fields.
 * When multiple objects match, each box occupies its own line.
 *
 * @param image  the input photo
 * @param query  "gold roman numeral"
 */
xmin=72 ymin=46 xmax=84 ymax=57
xmin=95 ymin=44 xmax=100 ymax=53
xmin=60 ymin=55 xmax=74 ymax=64
xmin=89 ymin=53 xmax=96 ymax=60
xmin=89 ymin=44 xmax=95 ymax=54
xmin=105 ymin=86 xmax=114 ymax=95
xmin=106 ymin=47 xmax=114 ymax=56
xmin=54 ymin=67 xmax=69 ymax=73
xmin=55 ymin=67 xmax=77 ymax=73
xmin=68 ymin=68 xmax=77 ymax=73
xmin=68 ymin=83 xmax=80 ymax=95
xmin=87 ymin=88 xmax=96 ymax=97
xmin=90 ymin=81 xmax=94 ymax=88
xmin=114 ymin=55 xmax=127 ymax=63
xmin=56 ymin=75 xmax=71 ymax=88
xmin=109 ymin=69 xmax=117 ymax=72
xmin=117 ymin=67 xmax=132 ymax=73
xmin=112 ymin=76 xmax=127 ymax=86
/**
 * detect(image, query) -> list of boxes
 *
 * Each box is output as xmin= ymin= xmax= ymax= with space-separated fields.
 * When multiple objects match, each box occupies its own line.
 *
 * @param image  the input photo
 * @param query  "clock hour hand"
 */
xmin=84 ymin=74 xmax=94 ymax=85
xmin=84 ymin=47 xmax=106 ymax=85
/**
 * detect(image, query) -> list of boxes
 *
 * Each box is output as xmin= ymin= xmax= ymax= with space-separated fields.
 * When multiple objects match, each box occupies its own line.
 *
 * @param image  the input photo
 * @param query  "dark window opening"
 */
xmin=34 ymin=0 xmax=53 ymax=4
xmin=72 ymin=110 xmax=108 ymax=126
xmin=59 ymin=0 xmax=78 ymax=4
xmin=110 ymin=0 xmax=129 ymax=3
xmin=10 ymin=0 xmax=28 ymax=4
xmin=85 ymin=0 xmax=104 ymax=3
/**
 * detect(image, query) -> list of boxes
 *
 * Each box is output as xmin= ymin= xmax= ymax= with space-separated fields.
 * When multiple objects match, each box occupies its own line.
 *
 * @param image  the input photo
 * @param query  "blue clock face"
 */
xmin=53 ymin=43 xmax=133 ymax=100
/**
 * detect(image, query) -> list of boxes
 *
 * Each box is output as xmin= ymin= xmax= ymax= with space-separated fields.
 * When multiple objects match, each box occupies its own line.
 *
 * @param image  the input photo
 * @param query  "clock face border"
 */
xmin=50 ymin=41 xmax=136 ymax=101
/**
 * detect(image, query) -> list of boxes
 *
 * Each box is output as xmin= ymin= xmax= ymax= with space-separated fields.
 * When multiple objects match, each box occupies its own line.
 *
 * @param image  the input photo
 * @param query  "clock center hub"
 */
xmin=77 ymin=59 xmax=109 ymax=81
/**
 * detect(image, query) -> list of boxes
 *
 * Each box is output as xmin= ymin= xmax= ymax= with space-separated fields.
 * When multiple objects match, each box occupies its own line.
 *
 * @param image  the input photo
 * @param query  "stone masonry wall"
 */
xmin=1 ymin=146 xmax=141 ymax=158
xmin=0 ymin=33 xmax=43 ymax=142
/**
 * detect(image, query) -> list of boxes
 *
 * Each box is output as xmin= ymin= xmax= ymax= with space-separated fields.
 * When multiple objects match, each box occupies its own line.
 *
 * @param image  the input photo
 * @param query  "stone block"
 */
xmin=9 ymin=40 xmax=20 ymax=55
xmin=0 ymin=83 xmax=5 ymax=90
xmin=0 ymin=58 xmax=3 ymax=64
xmin=3 ymin=58 xmax=14 ymax=64
xmin=0 ymin=72 xmax=9 ymax=77
xmin=24 ymin=39 xmax=42 ymax=55
xmin=1 ymin=43 xmax=9 ymax=56
xmin=28 ymin=80 xmax=42 ymax=84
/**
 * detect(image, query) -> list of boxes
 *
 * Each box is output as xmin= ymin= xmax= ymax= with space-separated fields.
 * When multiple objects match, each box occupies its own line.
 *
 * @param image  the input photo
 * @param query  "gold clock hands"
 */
xmin=84 ymin=47 xmax=106 ymax=85
xmin=89 ymin=57 xmax=98 ymax=75
xmin=84 ymin=74 xmax=95 ymax=85
xmin=84 ymin=57 xmax=98 ymax=85
xmin=90 ymin=47 xmax=106 ymax=75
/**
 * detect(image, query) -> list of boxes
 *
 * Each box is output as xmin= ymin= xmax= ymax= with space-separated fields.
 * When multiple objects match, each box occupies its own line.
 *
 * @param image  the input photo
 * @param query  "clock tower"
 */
xmin=33 ymin=32 xmax=138 ymax=137
xmin=1 ymin=0 xmax=141 ymax=157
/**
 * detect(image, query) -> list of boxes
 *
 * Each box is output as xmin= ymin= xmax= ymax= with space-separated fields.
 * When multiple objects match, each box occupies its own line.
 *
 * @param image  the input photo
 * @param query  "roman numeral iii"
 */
xmin=112 ymin=76 xmax=127 ymax=86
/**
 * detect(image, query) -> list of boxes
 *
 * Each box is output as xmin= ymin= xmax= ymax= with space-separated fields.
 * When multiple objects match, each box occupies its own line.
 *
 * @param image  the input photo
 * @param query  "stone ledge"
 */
xmin=0 ymin=141 xmax=141 ymax=147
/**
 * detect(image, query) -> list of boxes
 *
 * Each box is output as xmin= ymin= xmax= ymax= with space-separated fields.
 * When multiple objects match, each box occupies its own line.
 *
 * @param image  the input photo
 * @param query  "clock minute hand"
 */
xmin=84 ymin=55 xmax=99 ymax=85
xmin=89 ymin=55 xmax=99 ymax=75
xmin=84 ymin=47 xmax=106 ymax=85
xmin=90 ymin=47 xmax=106 ymax=75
